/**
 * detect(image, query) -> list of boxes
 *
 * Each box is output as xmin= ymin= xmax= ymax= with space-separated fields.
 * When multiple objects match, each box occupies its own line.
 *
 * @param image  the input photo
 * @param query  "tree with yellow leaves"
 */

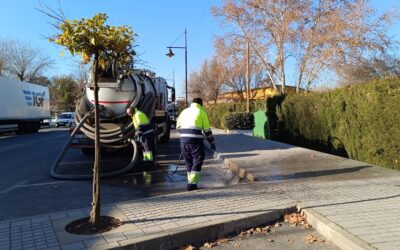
xmin=49 ymin=12 xmax=136 ymax=226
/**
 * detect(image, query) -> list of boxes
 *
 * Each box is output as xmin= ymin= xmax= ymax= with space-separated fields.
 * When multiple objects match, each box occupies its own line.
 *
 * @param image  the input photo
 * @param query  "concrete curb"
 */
xmin=114 ymin=206 xmax=295 ymax=250
xmin=204 ymin=142 xmax=255 ymax=183
xmin=297 ymin=204 xmax=376 ymax=250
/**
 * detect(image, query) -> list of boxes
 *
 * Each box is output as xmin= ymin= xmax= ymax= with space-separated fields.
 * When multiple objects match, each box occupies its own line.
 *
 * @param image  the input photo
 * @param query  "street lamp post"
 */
xmin=166 ymin=28 xmax=188 ymax=105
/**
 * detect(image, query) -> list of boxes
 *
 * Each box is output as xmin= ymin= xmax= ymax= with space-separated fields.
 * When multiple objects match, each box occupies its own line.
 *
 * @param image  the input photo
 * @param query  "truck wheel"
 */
xmin=29 ymin=121 xmax=40 ymax=133
xmin=17 ymin=122 xmax=28 ymax=134
xmin=160 ymin=118 xmax=170 ymax=143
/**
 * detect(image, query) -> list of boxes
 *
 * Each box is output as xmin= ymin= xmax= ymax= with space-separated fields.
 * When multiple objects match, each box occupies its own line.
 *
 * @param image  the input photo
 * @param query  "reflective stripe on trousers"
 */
xmin=180 ymin=142 xmax=205 ymax=185
xmin=187 ymin=171 xmax=201 ymax=184
xmin=143 ymin=151 xmax=153 ymax=161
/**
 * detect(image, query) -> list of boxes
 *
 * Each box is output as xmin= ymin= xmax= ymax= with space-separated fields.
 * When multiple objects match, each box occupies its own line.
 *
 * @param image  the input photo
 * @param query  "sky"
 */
xmin=0 ymin=0 xmax=399 ymax=97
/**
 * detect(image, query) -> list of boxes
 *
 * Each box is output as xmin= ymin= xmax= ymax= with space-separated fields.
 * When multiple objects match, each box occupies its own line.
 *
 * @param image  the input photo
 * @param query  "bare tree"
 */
xmin=215 ymin=37 xmax=266 ymax=102
xmin=0 ymin=40 xmax=8 ymax=76
xmin=4 ymin=40 xmax=53 ymax=82
xmin=188 ymin=57 xmax=226 ymax=104
xmin=50 ymin=75 xmax=79 ymax=113
xmin=31 ymin=75 xmax=51 ymax=86
xmin=212 ymin=0 xmax=398 ymax=92
xmin=188 ymin=71 xmax=207 ymax=101
xmin=73 ymin=61 xmax=90 ymax=97
xmin=338 ymin=55 xmax=400 ymax=85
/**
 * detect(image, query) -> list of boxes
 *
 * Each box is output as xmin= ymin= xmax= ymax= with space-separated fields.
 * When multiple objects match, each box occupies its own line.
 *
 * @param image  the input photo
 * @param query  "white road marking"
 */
xmin=0 ymin=180 xmax=28 ymax=194
xmin=16 ymin=181 xmax=67 ymax=188
xmin=59 ymin=161 xmax=94 ymax=165
xmin=0 ymin=180 xmax=68 ymax=194
xmin=60 ymin=159 xmax=128 ymax=165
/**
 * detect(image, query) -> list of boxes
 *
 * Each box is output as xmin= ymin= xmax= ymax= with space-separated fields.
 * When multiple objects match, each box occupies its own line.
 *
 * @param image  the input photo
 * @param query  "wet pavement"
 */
xmin=0 ymin=128 xmax=238 ymax=221
xmin=213 ymin=129 xmax=399 ymax=183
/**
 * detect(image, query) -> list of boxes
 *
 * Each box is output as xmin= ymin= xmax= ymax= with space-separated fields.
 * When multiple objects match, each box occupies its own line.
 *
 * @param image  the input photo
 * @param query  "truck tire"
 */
xmin=160 ymin=117 xmax=170 ymax=143
xmin=28 ymin=121 xmax=40 ymax=133
xmin=17 ymin=122 xmax=28 ymax=134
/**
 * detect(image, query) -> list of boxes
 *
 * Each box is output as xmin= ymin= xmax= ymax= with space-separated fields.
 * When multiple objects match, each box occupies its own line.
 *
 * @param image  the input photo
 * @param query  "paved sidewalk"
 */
xmin=0 ymin=184 xmax=296 ymax=250
xmin=2 ymin=129 xmax=400 ymax=249
xmin=210 ymin=129 xmax=400 ymax=249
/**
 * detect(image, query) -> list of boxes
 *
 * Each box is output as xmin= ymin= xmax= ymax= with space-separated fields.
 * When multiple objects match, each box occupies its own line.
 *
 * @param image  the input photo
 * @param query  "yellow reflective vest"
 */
xmin=132 ymin=108 xmax=151 ymax=133
xmin=177 ymin=103 xmax=214 ymax=144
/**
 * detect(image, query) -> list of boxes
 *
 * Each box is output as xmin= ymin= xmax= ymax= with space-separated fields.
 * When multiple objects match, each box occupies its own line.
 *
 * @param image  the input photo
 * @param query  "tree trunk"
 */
xmin=246 ymin=42 xmax=250 ymax=113
xmin=89 ymin=55 xmax=101 ymax=225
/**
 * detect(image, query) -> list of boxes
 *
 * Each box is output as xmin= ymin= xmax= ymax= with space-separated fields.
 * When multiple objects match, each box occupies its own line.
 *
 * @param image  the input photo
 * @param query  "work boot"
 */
xmin=186 ymin=184 xmax=198 ymax=191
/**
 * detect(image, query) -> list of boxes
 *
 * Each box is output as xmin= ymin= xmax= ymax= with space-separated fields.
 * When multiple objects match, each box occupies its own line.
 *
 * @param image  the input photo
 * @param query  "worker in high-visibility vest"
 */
xmin=126 ymin=107 xmax=155 ymax=163
xmin=177 ymin=97 xmax=216 ymax=191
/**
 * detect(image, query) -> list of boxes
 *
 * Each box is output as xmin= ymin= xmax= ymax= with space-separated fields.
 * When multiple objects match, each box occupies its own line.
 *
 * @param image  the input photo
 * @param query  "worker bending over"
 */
xmin=177 ymin=98 xmax=216 ymax=191
xmin=127 ymin=107 xmax=155 ymax=164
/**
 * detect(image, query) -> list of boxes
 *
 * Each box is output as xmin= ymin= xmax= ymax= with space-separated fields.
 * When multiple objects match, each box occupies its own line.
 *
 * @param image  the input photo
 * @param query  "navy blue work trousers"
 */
xmin=180 ymin=142 xmax=205 ymax=172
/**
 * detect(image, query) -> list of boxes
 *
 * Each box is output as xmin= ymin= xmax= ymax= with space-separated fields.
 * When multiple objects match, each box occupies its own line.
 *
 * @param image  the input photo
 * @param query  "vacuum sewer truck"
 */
xmin=51 ymin=67 xmax=175 ymax=179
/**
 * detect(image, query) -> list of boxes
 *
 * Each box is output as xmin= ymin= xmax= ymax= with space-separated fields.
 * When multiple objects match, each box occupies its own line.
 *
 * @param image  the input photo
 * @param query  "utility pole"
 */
xmin=246 ymin=42 xmax=250 ymax=113
xmin=173 ymin=70 xmax=175 ymax=91
xmin=184 ymin=28 xmax=188 ymax=105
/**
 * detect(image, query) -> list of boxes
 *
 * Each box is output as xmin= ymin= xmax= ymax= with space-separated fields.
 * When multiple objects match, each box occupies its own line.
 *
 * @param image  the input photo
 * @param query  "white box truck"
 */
xmin=0 ymin=76 xmax=50 ymax=134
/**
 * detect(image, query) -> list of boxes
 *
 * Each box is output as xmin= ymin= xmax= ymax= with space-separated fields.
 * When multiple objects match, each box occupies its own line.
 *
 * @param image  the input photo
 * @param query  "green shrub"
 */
xmin=267 ymin=78 xmax=400 ymax=170
xmin=224 ymin=112 xmax=254 ymax=130
xmin=205 ymin=100 xmax=266 ymax=129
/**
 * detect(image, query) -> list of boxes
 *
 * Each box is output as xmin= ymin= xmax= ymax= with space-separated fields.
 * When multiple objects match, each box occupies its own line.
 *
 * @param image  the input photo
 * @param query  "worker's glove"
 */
xmin=210 ymin=142 xmax=216 ymax=151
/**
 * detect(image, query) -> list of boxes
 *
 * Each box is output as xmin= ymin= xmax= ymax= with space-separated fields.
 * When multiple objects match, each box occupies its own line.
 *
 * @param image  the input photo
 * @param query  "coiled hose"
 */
xmin=50 ymin=111 xmax=139 ymax=180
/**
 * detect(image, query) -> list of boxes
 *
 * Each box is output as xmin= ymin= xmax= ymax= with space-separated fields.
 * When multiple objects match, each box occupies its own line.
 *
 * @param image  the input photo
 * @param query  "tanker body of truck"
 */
xmin=0 ymin=77 xmax=50 ymax=134
xmin=51 ymin=67 xmax=175 ymax=179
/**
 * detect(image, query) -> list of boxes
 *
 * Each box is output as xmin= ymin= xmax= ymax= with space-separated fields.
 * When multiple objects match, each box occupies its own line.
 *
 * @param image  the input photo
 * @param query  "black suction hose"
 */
xmin=50 ymin=111 xmax=139 ymax=180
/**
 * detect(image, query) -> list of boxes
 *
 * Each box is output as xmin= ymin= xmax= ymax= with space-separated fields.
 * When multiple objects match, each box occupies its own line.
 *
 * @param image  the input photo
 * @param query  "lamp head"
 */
xmin=166 ymin=48 xmax=175 ymax=58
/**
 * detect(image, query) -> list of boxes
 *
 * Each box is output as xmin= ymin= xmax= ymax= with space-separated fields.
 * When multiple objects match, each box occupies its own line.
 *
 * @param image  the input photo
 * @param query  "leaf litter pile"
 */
xmin=284 ymin=211 xmax=325 ymax=244
xmin=180 ymin=211 xmax=326 ymax=250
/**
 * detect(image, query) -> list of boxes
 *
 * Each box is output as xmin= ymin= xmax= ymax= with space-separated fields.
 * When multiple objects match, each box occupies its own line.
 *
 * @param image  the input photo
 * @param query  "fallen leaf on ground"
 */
xmin=203 ymin=242 xmax=217 ymax=248
xmin=180 ymin=245 xmax=195 ymax=250
xmin=284 ymin=212 xmax=311 ymax=228
xmin=234 ymin=243 xmax=241 ymax=248
xmin=304 ymin=234 xmax=319 ymax=243
xmin=263 ymin=226 xmax=272 ymax=233
xmin=216 ymin=238 xmax=229 ymax=244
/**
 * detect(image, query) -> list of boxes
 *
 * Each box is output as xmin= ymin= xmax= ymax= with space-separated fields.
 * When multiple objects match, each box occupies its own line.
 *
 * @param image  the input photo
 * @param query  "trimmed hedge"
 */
xmin=224 ymin=112 xmax=254 ymax=130
xmin=268 ymin=78 xmax=400 ymax=170
xmin=205 ymin=100 xmax=266 ymax=129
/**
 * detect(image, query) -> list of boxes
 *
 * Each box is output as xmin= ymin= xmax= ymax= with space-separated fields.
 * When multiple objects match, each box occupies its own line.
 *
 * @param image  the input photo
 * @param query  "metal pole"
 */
xmin=185 ymin=28 xmax=188 ymax=105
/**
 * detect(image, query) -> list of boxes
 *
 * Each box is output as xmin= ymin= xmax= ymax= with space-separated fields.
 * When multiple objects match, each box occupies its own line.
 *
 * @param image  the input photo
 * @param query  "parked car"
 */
xmin=54 ymin=112 xmax=76 ymax=127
